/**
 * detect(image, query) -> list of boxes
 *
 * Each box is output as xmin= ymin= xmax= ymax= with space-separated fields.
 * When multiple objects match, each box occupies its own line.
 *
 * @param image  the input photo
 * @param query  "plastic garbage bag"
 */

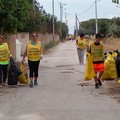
xmin=101 ymin=53 xmax=117 ymax=80
xmin=84 ymin=52 xmax=96 ymax=80
xmin=18 ymin=62 xmax=29 ymax=85
xmin=8 ymin=57 xmax=21 ymax=85
xmin=115 ymin=52 xmax=120 ymax=78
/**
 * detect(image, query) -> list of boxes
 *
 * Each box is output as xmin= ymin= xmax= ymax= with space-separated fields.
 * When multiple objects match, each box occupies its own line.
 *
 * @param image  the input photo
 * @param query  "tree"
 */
xmin=98 ymin=19 xmax=110 ymax=36
xmin=109 ymin=17 xmax=120 ymax=37
xmin=61 ymin=22 xmax=68 ymax=39
xmin=0 ymin=0 xmax=30 ymax=34
xmin=0 ymin=0 xmax=68 ymax=36
xmin=79 ymin=18 xmax=110 ymax=36
xmin=79 ymin=19 xmax=96 ymax=35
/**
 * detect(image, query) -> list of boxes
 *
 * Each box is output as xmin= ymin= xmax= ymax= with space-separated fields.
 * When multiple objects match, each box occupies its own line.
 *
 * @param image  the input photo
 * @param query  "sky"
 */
xmin=38 ymin=0 xmax=120 ymax=34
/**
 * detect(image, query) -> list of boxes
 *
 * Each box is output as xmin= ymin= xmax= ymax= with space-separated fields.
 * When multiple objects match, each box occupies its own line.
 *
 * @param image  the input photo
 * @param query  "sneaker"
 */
xmin=34 ymin=80 xmax=38 ymax=86
xmin=0 ymin=84 xmax=2 ymax=88
xmin=95 ymin=83 xmax=99 ymax=89
xmin=29 ymin=81 xmax=33 ymax=87
xmin=98 ymin=80 xmax=102 ymax=86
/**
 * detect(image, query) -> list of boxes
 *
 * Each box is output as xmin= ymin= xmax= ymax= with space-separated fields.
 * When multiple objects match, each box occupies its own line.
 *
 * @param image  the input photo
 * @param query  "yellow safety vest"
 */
xmin=0 ymin=43 xmax=9 ymax=62
xmin=77 ymin=38 xmax=86 ymax=49
xmin=90 ymin=42 xmax=104 ymax=62
xmin=27 ymin=41 xmax=42 ymax=61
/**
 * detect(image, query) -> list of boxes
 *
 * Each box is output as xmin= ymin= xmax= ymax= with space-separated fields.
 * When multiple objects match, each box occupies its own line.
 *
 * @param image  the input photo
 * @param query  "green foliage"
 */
xmin=98 ymin=19 xmax=110 ymax=35
xmin=109 ymin=17 xmax=120 ymax=37
xmin=61 ymin=22 xmax=69 ymax=39
xmin=44 ymin=41 xmax=56 ymax=50
xmin=18 ymin=0 xmax=68 ymax=36
xmin=0 ymin=0 xmax=68 ymax=37
xmin=79 ymin=19 xmax=96 ymax=35
xmin=0 ymin=0 xmax=30 ymax=34
xmin=78 ymin=18 xmax=111 ymax=36
xmin=78 ymin=18 xmax=120 ymax=37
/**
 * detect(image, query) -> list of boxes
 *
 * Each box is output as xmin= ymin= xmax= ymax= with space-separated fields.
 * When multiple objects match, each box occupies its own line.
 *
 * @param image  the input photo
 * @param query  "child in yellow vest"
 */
xmin=89 ymin=33 xmax=104 ymax=89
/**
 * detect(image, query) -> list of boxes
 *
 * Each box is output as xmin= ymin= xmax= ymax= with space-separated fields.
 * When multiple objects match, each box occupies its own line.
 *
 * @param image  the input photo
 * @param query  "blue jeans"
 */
xmin=77 ymin=48 xmax=85 ymax=64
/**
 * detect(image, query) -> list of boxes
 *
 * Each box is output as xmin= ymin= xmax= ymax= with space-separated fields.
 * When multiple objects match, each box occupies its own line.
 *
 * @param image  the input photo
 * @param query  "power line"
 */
xmin=74 ymin=2 xmax=96 ymax=36
xmin=78 ymin=2 xmax=95 ymax=16
xmin=75 ymin=13 xmax=78 ymax=38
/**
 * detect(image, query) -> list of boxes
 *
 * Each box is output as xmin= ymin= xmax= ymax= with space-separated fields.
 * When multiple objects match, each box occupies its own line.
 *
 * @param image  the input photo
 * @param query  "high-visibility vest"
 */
xmin=77 ymin=38 xmax=86 ymax=49
xmin=90 ymin=42 xmax=104 ymax=62
xmin=27 ymin=41 xmax=42 ymax=61
xmin=0 ymin=43 xmax=9 ymax=62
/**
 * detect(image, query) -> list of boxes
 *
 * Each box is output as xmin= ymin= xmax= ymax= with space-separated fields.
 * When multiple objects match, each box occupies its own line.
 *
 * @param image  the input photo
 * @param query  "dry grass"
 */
xmin=88 ymin=37 xmax=120 ymax=51
xmin=104 ymin=37 xmax=120 ymax=51
xmin=103 ymin=37 xmax=120 ymax=103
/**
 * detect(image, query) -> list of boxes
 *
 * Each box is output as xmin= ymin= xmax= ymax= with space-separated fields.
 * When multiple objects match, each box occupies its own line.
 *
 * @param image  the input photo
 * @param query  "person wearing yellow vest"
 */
xmin=76 ymin=33 xmax=86 ymax=64
xmin=0 ymin=35 xmax=10 ymax=87
xmin=22 ymin=32 xmax=42 ymax=87
xmin=89 ymin=33 xmax=104 ymax=89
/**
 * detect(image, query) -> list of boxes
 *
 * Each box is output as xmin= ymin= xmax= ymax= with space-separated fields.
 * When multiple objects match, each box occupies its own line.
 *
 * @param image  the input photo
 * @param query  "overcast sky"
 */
xmin=38 ymin=0 xmax=120 ymax=34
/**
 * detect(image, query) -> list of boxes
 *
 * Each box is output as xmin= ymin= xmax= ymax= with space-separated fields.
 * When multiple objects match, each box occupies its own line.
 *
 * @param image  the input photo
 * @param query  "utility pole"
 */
xmin=60 ymin=3 xmax=62 ymax=40
xmin=33 ymin=0 xmax=35 ymax=30
xmin=65 ymin=12 xmax=69 ymax=25
xmin=95 ymin=0 xmax=98 ymax=34
xmin=75 ymin=13 xmax=78 ymax=39
xmin=52 ymin=0 xmax=55 ymax=42
xmin=60 ymin=3 xmax=66 ymax=41
xmin=65 ymin=12 xmax=67 ymax=24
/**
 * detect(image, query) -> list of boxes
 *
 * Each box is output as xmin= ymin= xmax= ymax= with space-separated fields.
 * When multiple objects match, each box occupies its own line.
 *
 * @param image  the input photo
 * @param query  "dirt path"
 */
xmin=0 ymin=41 xmax=120 ymax=120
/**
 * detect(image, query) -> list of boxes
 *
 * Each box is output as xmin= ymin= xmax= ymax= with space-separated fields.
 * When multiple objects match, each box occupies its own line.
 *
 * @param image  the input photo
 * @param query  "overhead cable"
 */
xmin=78 ymin=2 xmax=95 ymax=16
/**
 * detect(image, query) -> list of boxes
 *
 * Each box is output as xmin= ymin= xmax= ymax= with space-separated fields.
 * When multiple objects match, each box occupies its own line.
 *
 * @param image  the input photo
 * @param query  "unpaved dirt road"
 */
xmin=0 ymin=41 xmax=120 ymax=120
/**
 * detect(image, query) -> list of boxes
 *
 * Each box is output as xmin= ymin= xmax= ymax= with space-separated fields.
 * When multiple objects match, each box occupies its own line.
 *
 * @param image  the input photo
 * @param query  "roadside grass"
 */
xmin=44 ymin=41 xmax=59 ymax=51
xmin=88 ymin=37 xmax=120 ymax=51
xmin=104 ymin=37 xmax=120 ymax=51
xmin=103 ymin=37 xmax=120 ymax=103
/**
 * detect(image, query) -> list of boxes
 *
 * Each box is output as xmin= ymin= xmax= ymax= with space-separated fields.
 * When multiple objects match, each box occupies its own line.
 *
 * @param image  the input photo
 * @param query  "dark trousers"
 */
xmin=0 ymin=64 xmax=8 ymax=84
xmin=28 ymin=60 xmax=40 ymax=78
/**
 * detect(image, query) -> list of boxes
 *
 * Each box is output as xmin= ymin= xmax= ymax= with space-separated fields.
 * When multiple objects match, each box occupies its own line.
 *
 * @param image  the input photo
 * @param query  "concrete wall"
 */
xmin=38 ymin=33 xmax=60 ymax=48
xmin=5 ymin=33 xmax=60 ymax=60
xmin=17 ymin=33 xmax=60 ymax=55
xmin=4 ymin=34 xmax=16 ymax=59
